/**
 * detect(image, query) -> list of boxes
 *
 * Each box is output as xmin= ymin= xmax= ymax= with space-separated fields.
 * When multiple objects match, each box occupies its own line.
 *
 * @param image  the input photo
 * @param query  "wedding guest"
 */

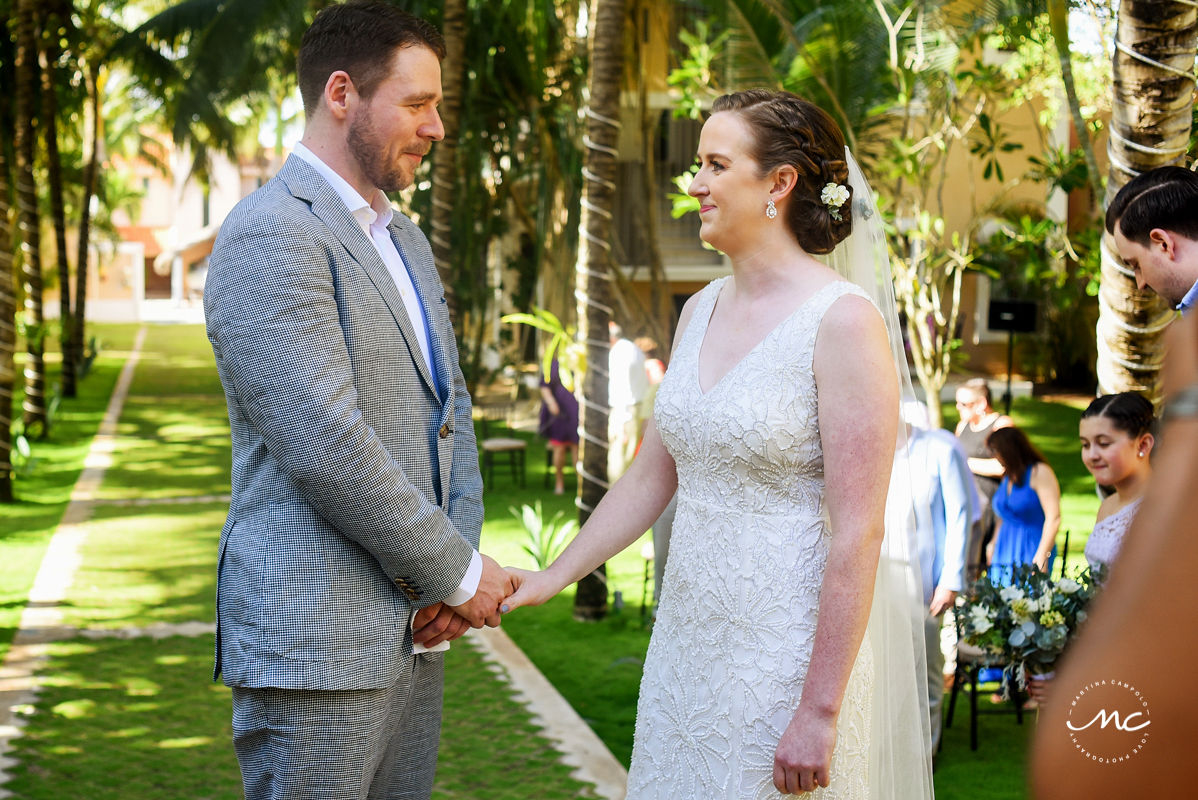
xmin=538 ymin=358 xmax=579 ymax=495
xmin=954 ymin=378 xmax=1013 ymax=577
xmin=1079 ymin=392 xmax=1155 ymax=576
xmin=1031 ymin=313 xmax=1198 ymax=798
xmin=888 ymin=400 xmax=974 ymax=752
xmin=1024 ymin=392 xmax=1155 ymax=706
xmin=986 ymin=427 xmax=1060 ymax=582
xmin=608 ymin=321 xmax=648 ymax=480
xmin=635 ymin=336 xmax=666 ymax=443
xmin=634 ymin=336 xmax=675 ymax=607
xmin=1105 ymin=165 xmax=1198 ymax=314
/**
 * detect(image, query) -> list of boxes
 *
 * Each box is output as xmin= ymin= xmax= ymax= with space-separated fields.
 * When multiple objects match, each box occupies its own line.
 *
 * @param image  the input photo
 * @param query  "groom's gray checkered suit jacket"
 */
xmin=204 ymin=155 xmax=483 ymax=691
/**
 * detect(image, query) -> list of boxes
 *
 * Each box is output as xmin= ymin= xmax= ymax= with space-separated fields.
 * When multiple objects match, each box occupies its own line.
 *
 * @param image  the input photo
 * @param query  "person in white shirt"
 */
xmin=889 ymin=400 xmax=975 ymax=752
xmin=608 ymin=321 xmax=648 ymax=480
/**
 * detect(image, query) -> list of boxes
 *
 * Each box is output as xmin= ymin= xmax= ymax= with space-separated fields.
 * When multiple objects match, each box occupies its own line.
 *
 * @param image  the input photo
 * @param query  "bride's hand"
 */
xmin=773 ymin=704 xmax=837 ymax=794
xmin=500 ymin=567 xmax=561 ymax=613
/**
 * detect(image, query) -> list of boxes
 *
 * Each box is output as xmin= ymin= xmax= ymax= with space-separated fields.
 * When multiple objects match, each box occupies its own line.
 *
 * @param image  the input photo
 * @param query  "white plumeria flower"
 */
xmin=820 ymin=182 xmax=850 ymax=209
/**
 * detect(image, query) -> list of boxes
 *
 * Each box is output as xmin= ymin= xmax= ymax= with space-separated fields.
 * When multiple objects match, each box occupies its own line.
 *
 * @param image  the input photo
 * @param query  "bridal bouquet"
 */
xmin=958 ymin=564 xmax=1099 ymax=691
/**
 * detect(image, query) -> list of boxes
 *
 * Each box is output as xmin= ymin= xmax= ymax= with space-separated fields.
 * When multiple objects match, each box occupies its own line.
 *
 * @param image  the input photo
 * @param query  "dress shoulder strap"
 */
xmin=674 ymin=276 xmax=729 ymax=351
xmin=802 ymin=280 xmax=877 ymax=330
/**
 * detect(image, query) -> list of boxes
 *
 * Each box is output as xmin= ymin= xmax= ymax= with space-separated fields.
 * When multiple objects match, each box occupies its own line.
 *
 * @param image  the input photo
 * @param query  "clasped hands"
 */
xmin=410 ymin=557 xmax=559 ymax=648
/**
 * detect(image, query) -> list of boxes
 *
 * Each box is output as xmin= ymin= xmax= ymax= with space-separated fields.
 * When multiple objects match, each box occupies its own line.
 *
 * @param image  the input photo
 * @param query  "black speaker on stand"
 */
xmin=987 ymin=299 xmax=1038 ymax=415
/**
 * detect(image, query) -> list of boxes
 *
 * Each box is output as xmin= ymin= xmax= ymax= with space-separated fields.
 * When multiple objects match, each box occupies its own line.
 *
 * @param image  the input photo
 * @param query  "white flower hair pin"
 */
xmin=820 ymin=182 xmax=850 ymax=222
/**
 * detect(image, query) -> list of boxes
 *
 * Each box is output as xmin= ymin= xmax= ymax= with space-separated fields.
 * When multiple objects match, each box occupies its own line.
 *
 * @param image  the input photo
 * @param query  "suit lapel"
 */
xmin=390 ymin=216 xmax=451 ymax=405
xmin=390 ymin=215 xmax=457 ymax=508
xmin=280 ymin=156 xmax=439 ymax=400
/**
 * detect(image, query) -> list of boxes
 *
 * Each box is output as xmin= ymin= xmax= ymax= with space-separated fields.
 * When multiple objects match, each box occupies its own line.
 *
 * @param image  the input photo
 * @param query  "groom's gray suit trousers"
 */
xmin=233 ymin=653 xmax=444 ymax=800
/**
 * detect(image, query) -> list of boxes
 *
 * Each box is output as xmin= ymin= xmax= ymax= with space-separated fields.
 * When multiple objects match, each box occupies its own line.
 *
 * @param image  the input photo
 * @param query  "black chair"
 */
xmin=476 ymin=404 xmax=526 ymax=488
xmin=944 ymin=603 xmax=1025 ymax=751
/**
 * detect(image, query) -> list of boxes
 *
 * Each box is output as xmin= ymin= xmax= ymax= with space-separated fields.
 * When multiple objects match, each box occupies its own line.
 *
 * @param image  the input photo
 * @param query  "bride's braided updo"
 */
xmin=710 ymin=90 xmax=852 ymax=255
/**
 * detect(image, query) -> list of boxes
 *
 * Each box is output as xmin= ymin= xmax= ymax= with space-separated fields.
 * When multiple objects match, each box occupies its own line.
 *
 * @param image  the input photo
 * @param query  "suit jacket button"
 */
xmin=439 ymin=424 xmax=450 ymax=439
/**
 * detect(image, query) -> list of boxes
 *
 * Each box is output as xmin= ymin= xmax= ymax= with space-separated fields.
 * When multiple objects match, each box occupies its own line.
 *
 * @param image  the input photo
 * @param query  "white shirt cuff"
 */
xmin=412 ymin=550 xmax=482 ymax=655
xmin=443 ymin=549 xmax=482 ymax=607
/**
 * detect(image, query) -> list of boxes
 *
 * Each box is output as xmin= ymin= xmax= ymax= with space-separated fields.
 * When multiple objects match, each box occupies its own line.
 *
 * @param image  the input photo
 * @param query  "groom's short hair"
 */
xmin=297 ymin=0 xmax=445 ymax=117
xmin=1105 ymin=166 xmax=1198 ymax=245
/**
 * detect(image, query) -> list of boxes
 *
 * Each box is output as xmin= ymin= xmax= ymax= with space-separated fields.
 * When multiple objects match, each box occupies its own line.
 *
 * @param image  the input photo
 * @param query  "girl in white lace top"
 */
xmin=1079 ymin=392 xmax=1156 ymax=575
xmin=1027 ymin=393 xmax=1156 ymax=707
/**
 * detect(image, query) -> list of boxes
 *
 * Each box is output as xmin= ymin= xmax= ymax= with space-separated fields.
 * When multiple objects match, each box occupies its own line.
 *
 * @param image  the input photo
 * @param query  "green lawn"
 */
xmin=0 ymin=324 xmax=141 ymax=662
xmin=5 ymin=633 xmax=600 ymax=800
xmin=1 ymin=323 xmax=603 ymax=799
xmin=2 ymin=323 xmax=1112 ymax=799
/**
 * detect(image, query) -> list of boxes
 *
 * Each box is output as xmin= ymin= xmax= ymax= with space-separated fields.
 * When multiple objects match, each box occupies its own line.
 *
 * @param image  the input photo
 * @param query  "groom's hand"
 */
xmin=412 ymin=602 xmax=471 ymax=648
xmin=449 ymin=554 xmax=513 ymax=628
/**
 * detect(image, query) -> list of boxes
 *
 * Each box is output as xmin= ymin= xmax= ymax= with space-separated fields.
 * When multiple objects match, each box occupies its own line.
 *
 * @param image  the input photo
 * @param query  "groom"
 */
xmin=204 ymin=2 xmax=511 ymax=797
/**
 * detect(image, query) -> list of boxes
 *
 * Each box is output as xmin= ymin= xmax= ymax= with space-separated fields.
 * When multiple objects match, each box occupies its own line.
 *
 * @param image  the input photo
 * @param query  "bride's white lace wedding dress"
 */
xmin=626 ymin=277 xmax=874 ymax=799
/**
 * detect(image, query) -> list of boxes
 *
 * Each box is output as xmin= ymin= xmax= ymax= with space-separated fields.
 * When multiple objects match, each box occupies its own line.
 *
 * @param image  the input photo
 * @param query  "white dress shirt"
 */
xmin=291 ymin=144 xmax=481 ymax=648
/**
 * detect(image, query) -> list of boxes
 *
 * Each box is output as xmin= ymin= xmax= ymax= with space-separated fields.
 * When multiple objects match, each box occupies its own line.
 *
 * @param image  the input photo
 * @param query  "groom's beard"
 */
xmin=347 ymin=111 xmax=428 ymax=194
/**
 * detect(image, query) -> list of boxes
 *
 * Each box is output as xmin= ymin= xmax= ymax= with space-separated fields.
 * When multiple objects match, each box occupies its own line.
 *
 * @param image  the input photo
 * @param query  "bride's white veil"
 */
xmin=820 ymin=148 xmax=936 ymax=798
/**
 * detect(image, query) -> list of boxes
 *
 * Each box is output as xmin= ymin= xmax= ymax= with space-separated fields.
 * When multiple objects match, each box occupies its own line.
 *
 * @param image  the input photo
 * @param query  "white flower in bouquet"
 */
xmin=968 ymin=605 xmax=993 ymax=634
xmin=1036 ymin=590 xmax=1055 ymax=612
xmin=1057 ymin=577 xmax=1081 ymax=594
xmin=1000 ymin=585 xmax=1024 ymax=603
xmin=1009 ymin=597 xmax=1034 ymax=622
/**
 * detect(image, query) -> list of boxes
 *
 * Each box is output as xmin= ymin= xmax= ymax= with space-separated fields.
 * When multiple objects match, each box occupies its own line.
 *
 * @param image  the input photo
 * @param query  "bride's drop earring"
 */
xmin=766 ymin=199 xmax=777 ymax=219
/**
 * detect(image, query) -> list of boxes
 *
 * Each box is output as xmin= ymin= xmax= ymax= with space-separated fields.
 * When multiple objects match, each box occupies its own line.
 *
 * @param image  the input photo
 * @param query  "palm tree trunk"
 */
xmin=73 ymin=61 xmax=100 ymax=379
xmin=573 ymin=0 xmax=626 ymax=622
xmin=14 ymin=0 xmax=47 ymax=435
xmin=429 ymin=0 xmax=466 ymax=319
xmin=40 ymin=24 xmax=75 ymax=397
xmin=1097 ymin=0 xmax=1197 ymax=401
xmin=1048 ymin=0 xmax=1103 ymax=214
xmin=0 ymin=110 xmax=17 ymax=502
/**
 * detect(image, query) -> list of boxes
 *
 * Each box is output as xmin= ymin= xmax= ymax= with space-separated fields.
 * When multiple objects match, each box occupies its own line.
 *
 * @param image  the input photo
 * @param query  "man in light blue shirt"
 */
xmin=889 ymin=400 xmax=975 ymax=752
xmin=1106 ymin=166 xmax=1198 ymax=316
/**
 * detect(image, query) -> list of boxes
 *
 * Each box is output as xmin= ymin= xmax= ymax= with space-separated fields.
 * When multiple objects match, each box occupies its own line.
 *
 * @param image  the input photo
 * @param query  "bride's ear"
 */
xmin=769 ymin=165 xmax=799 ymax=204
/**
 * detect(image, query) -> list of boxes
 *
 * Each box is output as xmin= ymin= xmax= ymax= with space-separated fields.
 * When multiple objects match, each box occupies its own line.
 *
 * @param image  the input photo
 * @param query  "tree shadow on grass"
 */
xmin=5 ymin=634 xmax=603 ymax=800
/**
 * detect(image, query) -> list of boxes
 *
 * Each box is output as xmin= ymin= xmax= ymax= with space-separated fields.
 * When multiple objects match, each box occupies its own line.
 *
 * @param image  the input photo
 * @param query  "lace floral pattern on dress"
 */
xmin=625 ymin=278 xmax=875 ymax=799
xmin=1084 ymin=497 xmax=1141 ymax=574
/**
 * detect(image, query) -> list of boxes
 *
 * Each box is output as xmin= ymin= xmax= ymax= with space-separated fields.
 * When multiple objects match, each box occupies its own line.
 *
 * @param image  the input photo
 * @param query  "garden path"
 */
xmin=0 ymin=325 xmax=626 ymax=800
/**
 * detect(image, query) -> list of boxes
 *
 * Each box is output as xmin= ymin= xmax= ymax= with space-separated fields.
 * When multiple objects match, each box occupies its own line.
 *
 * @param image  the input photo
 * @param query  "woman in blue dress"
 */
xmin=985 ymin=427 xmax=1061 ymax=583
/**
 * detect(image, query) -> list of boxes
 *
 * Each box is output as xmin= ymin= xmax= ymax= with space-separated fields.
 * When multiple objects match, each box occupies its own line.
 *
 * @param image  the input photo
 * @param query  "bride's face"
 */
xmin=689 ymin=112 xmax=774 ymax=253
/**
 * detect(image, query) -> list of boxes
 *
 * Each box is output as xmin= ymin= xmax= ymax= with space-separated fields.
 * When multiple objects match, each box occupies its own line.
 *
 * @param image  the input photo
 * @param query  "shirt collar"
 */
xmin=1177 ymin=277 xmax=1198 ymax=315
xmin=292 ymin=142 xmax=393 ymax=233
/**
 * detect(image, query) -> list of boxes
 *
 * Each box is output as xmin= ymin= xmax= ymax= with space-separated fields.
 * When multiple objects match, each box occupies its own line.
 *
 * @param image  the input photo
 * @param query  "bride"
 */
xmin=503 ymin=89 xmax=933 ymax=798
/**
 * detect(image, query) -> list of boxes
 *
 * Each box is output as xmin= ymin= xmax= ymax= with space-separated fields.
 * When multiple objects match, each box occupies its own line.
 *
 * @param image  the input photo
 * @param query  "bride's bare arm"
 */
xmin=502 ymin=421 xmax=678 ymax=610
xmin=502 ymin=294 xmax=703 ymax=610
xmin=773 ymin=294 xmax=897 ymax=793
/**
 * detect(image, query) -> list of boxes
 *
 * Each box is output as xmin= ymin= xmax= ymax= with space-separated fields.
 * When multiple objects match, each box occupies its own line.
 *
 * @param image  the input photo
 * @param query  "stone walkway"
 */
xmin=0 ymin=327 xmax=626 ymax=799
